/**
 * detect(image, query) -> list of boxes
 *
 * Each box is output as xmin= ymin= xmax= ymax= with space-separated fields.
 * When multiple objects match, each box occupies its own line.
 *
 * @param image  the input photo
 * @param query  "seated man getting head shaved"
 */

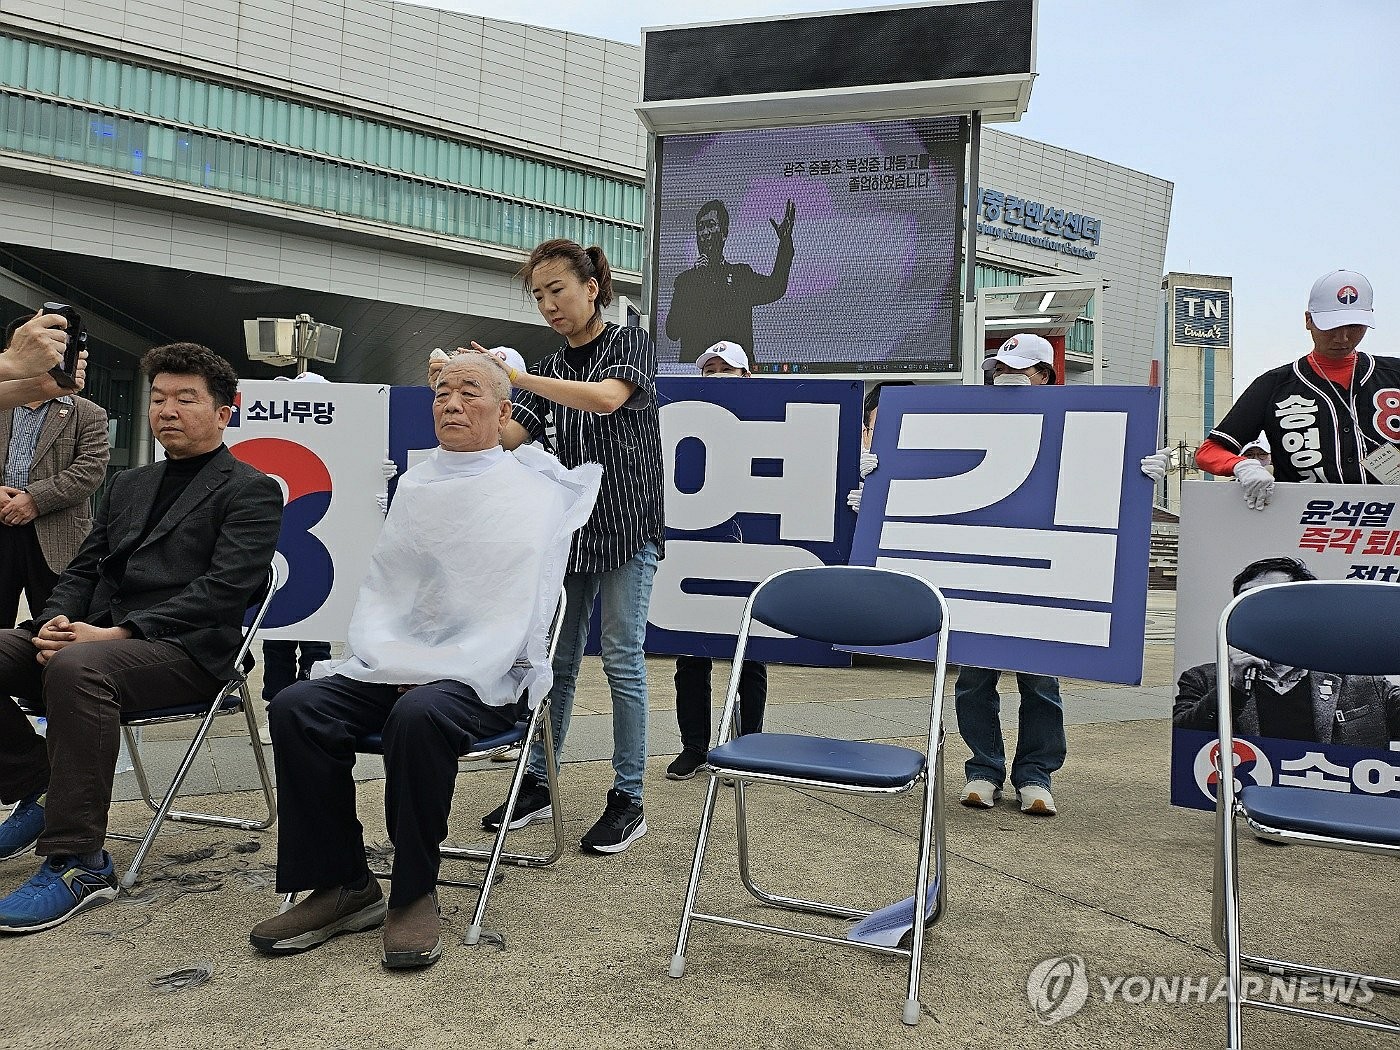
xmin=250 ymin=355 xmax=599 ymax=970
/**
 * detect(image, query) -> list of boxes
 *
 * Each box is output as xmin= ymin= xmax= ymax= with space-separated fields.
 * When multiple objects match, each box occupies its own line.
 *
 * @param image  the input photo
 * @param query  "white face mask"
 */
xmin=993 ymin=372 xmax=1033 ymax=387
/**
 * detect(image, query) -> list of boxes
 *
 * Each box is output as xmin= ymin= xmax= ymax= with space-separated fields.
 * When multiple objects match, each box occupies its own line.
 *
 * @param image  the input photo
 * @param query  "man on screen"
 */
xmin=1173 ymin=556 xmax=1400 ymax=747
xmin=665 ymin=199 xmax=796 ymax=365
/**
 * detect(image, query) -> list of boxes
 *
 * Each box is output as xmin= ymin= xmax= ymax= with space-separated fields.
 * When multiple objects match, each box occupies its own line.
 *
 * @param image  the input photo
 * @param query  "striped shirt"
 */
xmin=511 ymin=323 xmax=665 ymax=575
xmin=3 ymin=396 xmax=70 ymax=489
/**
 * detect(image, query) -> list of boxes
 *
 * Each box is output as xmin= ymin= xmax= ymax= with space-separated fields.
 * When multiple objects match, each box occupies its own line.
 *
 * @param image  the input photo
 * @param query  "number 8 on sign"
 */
xmin=230 ymin=437 xmax=335 ymax=629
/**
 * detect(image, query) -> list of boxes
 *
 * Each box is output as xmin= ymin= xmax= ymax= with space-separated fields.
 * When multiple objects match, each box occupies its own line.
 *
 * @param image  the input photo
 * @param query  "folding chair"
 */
xmin=115 ymin=565 xmax=281 ymax=889
xmin=669 ymin=565 xmax=950 ymax=1026
xmin=351 ymin=590 xmax=567 ymax=946
xmin=1212 ymin=579 xmax=1400 ymax=1048
xmin=16 ymin=566 xmax=281 ymax=889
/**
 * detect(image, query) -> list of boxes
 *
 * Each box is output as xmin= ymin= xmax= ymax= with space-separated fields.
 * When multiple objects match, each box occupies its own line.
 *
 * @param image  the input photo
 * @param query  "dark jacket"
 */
xmin=35 ymin=445 xmax=283 ymax=679
xmin=1174 ymin=661 xmax=1400 ymax=748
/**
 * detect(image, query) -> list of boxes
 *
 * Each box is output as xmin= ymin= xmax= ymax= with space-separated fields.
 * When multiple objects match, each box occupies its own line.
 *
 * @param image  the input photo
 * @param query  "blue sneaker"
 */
xmin=0 ymin=791 xmax=45 ymax=860
xmin=0 ymin=853 xmax=118 ymax=933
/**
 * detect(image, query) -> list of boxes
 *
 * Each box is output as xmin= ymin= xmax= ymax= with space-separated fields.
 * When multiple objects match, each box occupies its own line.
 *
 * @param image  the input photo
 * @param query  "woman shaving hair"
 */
xmin=456 ymin=238 xmax=664 ymax=855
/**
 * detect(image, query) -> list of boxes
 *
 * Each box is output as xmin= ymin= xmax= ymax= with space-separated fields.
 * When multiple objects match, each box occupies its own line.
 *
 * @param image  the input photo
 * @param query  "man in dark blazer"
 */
xmin=0 ymin=342 xmax=282 ymax=933
xmin=0 ymin=319 xmax=110 ymax=626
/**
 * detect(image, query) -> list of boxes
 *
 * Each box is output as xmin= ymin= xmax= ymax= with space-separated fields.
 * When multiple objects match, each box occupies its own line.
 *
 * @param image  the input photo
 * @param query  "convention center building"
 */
xmin=0 ymin=0 xmax=1172 ymax=471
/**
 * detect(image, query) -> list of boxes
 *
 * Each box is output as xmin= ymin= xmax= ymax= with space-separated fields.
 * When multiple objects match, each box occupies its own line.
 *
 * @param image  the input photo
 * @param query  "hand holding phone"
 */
xmin=40 ymin=304 xmax=85 ymax=389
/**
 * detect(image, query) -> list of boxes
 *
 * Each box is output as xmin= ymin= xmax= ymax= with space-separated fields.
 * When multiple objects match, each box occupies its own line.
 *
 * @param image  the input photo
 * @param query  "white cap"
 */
xmin=483 ymin=346 xmax=527 ymax=376
xmin=1308 ymin=270 xmax=1375 ymax=330
xmin=695 ymin=340 xmax=750 ymax=373
xmin=1242 ymin=434 xmax=1271 ymax=455
xmin=983 ymin=333 xmax=1055 ymax=372
xmin=274 ymin=370 xmax=329 ymax=382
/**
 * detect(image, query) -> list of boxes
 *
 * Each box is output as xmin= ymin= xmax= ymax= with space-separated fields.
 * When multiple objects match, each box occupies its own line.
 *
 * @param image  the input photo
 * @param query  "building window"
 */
xmin=0 ymin=33 xmax=643 ymax=268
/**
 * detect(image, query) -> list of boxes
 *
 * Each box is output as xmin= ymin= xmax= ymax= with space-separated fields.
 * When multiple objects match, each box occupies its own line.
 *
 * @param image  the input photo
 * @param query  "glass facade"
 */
xmin=0 ymin=33 xmax=644 ymax=269
xmin=965 ymin=261 xmax=1096 ymax=356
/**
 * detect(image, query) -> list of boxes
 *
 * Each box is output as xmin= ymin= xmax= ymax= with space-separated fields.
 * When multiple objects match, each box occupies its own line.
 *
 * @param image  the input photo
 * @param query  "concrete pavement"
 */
xmin=1 ymin=590 xmax=1395 ymax=1049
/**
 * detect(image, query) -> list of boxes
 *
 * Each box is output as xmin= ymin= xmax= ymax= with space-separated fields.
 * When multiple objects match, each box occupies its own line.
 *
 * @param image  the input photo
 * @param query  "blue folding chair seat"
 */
xmin=1239 ymin=785 xmax=1400 ymax=848
xmin=670 ymin=565 xmax=951 ymax=1026
xmin=708 ymin=734 xmax=926 ymax=789
xmin=1212 ymin=579 xmax=1400 ymax=1048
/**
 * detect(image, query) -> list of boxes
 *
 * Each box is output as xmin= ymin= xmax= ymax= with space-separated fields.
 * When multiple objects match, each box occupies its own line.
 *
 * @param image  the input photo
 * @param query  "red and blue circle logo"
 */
xmin=1193 ymin=738 xmax=1273 ymax=802
xmin=1337 ymin=285 xmax=1360 ymax=305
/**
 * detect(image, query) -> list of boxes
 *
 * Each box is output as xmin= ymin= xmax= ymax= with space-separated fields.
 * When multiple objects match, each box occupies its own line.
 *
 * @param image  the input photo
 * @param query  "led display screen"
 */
xmin=653 ymin=117 xmax=966 ymax=375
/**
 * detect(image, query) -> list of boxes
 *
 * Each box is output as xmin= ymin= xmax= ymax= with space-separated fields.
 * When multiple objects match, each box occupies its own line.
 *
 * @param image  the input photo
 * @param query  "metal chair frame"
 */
xmin=351 ymin=589 xmax=568 ymax=946
xmin=116 ymin=565 xmax=281 ymax=889
xmin=1211 ymin=578 xmax=1400 ymax=1047
xmin=669 ymin=565 xmax=950 ymax=1026
xmin=17 ymin=567 xmax=281 ymax=889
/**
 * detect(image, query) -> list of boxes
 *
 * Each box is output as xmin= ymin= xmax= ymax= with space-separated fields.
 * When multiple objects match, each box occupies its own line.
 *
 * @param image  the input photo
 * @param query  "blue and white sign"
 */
xmin=393 ymin=378 xmax=865 ymax=666
xmin=1173 ymin=287 xmax=1232 ymax=348
xmin=845 ymin=385 xmax=1160 ymax=684
xmin=1170 ymin=481 xmax=1400 ymax=810
xmin=649 ymin=376 xmax=863 ymax=665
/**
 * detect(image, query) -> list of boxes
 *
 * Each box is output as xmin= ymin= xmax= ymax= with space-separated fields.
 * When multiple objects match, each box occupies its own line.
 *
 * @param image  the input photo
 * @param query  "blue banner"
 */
xmin=846 ymin=384 xmax=1160 ymax=684
xmin=644 ymin=376 xmax=863 ymax=665
xmin=1171 ymin=728 xmax=1400 ymax=811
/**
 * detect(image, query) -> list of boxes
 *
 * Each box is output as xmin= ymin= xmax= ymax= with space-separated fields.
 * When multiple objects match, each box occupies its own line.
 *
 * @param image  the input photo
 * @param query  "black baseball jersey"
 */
xmin=1210 ymin=352 xmax=1400 ymax=484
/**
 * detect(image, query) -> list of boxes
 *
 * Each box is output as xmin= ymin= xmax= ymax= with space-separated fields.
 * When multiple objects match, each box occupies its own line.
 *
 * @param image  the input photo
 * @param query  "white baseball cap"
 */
xmin=1308 ymin=270 xmax=1375 ymax=330
xmin=983 ymin=333 xmax=1055 ymax=372
xmin=696 ymin=340 xmax=750 ymax=373
xmin=484 ymin=345 xmax=527 ymax=376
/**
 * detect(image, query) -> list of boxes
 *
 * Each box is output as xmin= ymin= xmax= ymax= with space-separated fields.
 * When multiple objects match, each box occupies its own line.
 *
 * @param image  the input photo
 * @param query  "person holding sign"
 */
xmin=1194 ymin=270 xmax=1394 ymax=508
xmin=953 ymin=334 xmax=1067 ymax=816
xmin=665 ymin=342 xmax=768 ymax=781
xmin=466 ymin=238 xmax=665 ymax=857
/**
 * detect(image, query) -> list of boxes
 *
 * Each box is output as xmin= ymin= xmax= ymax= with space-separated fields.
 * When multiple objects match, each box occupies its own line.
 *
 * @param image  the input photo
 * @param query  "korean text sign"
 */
xmin=846 ymin=384 xmax=1159 ymax=683
xmin=226 ymin=380 xmax=389 ymax=641
xmin=1170 ymin=481 xmax=1400 ymax=811
xmin=647 ymin=376 xmax=863 ymax=665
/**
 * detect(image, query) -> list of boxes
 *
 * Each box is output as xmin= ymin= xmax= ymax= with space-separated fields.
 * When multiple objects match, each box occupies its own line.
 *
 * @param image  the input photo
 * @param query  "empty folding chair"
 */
xmin=1212 ymin=578 xmax=1400 ymax=1048
xmin=352 ymin=590 xmax=567 ymax=945
xmin=669 ymin=565 xmax=950 ymax=1026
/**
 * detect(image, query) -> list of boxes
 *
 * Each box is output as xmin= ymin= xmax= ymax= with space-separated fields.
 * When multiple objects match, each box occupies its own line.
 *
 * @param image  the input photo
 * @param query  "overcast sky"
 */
xmin=421 ymin=0 xmax=1399 ymax=396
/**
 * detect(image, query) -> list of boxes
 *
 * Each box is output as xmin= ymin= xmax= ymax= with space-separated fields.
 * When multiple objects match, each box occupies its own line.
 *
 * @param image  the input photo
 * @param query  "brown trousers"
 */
xmin=0 ymin=629 xmax=219 ymax=855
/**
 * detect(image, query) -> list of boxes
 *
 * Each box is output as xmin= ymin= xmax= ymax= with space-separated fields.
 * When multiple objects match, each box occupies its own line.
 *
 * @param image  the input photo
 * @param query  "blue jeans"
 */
xmin=528 ymin=542 xmax=658 ymax=804
xmin=954 ymin=666 xmax=1066 ymax=791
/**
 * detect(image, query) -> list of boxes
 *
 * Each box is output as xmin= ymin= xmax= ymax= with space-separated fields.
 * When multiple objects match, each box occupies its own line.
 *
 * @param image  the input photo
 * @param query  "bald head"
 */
xmin=434 ymin=355 xmax=510 ymax=402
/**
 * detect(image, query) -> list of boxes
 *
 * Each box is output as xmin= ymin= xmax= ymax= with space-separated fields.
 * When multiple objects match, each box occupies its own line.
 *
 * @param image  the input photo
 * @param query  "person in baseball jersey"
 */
xmin=1195 ymin=270 xmax=1395 ymax=508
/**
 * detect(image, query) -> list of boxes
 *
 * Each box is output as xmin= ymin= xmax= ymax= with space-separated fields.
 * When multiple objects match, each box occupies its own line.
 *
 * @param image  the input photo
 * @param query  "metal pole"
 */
xmin=962 ymin=111 xmax=982 ymax=386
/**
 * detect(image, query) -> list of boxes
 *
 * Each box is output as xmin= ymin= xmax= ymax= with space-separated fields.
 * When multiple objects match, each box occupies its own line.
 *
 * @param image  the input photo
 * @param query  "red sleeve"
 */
xmin=1194 ymin=438 xmax=1243 ymax=477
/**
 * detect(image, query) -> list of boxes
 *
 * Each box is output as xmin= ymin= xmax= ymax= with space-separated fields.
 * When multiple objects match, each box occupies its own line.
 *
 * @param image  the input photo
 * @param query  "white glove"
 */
xmin=859 ymin=451 xmax=878 ymax=479
xmin=375 ymin=493 xmax=389 ymax=515
xmin=1139 ymin=446 xmax=1171 ymax=483
xmin=846 ymin=485 xmax=862 ymax=512
xmin=1233 ymin=458 xmax=1275 ymax=511
xmin=381 ymin=457 xmax=398 ymax=481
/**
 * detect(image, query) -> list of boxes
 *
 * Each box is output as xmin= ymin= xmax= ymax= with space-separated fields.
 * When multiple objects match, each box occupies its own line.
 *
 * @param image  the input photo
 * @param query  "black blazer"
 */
xmin=36 ymin=445 xmax=283 ymax=680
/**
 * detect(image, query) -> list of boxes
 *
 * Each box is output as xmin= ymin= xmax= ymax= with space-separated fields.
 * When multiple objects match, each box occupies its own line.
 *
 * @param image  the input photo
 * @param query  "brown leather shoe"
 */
xmin=381 ymin=892 xmax=443 ymax=970
xmin=249 ymin=879 xmax=385 ymax=956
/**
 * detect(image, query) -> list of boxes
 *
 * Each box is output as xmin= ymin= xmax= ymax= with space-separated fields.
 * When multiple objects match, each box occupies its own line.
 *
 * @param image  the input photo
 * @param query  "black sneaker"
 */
xmin=665 ymin=749 xmax=707 ymax=781
xmin=580 ymin=789 xmax=647 ymax=854
xmin=481 ymin=772 xmax=552 ymax=832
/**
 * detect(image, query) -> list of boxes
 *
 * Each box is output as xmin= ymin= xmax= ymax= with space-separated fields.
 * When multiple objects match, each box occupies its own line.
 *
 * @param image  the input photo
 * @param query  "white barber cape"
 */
xmin=318 ymin=443 xmax=601 ymax=708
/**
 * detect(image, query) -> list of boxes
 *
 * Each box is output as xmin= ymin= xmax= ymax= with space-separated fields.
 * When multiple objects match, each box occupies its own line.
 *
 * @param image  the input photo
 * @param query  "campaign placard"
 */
xmin=845 ymin=384 xmax=1160 ymax=683
xmin=227 ymin=380 xmax=390 ymax=640
xmin=648 ymin=376 xmax=863 ymax=665
xmin=1171 ymin=480 xmax=1400 ymax=810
